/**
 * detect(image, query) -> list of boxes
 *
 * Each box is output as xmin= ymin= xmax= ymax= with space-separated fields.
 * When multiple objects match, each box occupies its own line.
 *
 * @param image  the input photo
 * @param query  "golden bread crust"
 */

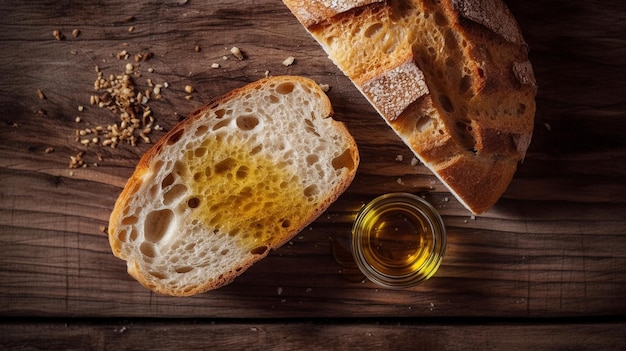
xmin=283 ymin=0 xmax=537 ymax=214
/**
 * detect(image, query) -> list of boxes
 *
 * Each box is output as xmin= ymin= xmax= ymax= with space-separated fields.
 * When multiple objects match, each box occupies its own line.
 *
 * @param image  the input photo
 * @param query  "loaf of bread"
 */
xmin=283 ymin=0 xmax=537 ymax=214
xmin=108 ymin=76 xmax=359 ymax=296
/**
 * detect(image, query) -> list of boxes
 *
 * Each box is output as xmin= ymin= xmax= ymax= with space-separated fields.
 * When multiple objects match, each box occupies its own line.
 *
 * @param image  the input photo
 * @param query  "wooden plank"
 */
xmin=1 ymin=0 xmax=625 ymax=320
xmin=1 ymin=320 xmax=625 ymax=351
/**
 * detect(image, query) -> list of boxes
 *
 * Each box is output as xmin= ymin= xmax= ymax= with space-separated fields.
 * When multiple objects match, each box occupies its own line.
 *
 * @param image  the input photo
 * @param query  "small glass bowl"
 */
xmin=351 ymin=192 xmax=446 ymax=289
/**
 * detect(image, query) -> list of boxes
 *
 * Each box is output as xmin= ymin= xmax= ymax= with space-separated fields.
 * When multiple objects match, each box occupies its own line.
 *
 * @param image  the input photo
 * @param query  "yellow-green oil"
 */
xmin=352 ymin=193 xmax=446 ymax=288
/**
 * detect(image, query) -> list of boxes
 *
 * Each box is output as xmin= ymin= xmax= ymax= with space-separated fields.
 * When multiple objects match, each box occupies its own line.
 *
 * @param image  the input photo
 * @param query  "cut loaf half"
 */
xmin=108 ymin=76 xmax=359 ymax=296
xmin=283 ymin=0 xmax=537 ymax=214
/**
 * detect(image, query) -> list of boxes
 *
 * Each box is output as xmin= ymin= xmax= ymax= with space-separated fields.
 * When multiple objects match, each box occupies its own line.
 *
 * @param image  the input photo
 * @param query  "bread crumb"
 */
xmin=282 ymin=56 xmax=295 ymax=66
xmin=211 ymin=63 xmax=220 ymax=69
xmin=194 ymin=45 xmax=201 ymax=52
xmin=544 ymin=122 xmax=551 ymax=131
xmin=72 ymin=29 xmax=80 ymax=38
xmin=411 ymin=157 xmax=419 ymax=166
xmin=277 ymin=287 xmax=283 ymax=296
xmin=184 ymin=85 xmax=194 ymax=94
xmin=52 ymin=30 xmax=64 ymax=41
xmin=128 ymin=26 xmax=135 ymax=33
xmin=397 ymin=177 xmax=404 ymax=185
xmin=230 ymin=46 xmax=244 ymax=60
xmin=470 ymin=215 xmax=476 ymax=220
xmin=44 ymin=147 xmax=54 ymax=154
xmin=37 ymin=89 xmax=46 ymax=100
xmin=318 ymin=83 xmax=330 ymax=92
xmin=395 ymin=154 xmax=403 ymax=162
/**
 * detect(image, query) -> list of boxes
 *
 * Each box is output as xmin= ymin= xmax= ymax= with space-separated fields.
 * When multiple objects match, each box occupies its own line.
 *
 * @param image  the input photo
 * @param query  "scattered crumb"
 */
xmin=72 ymin=29 xmax=80 ymax=38
xmin=544 ymin=122 xmax=551 ymax=131
xmin=282 ymin=56 xmax=295 ymax=66
xmin=52 ymin=30 xmax=64 ymax=41
xmin=194 ymin=45 xmax=201 ymax=52
xmin=470 ymin=214 xmax=476 ymax=220
xmin=318 ymin=83 xmax=330 ymax=92
xmin=411 ymin=157 xmax=419 ymax=166
xmin=395 ymin=154 xmax=403 ymax=162
xmin=277 ymin=287 xmax=283 ymax=296
xmin=128 ymin=26 xmax=135 ymax=33
xmin=69 ymin=151 xmax=86 ymax=169
xmin=37 ymin=89 xmax=46 ymax=100
xmin=184 ymin=85 xmax=194 ymax=94
xmin=44 ymin=147 xmax=54 ymax=154
xmin=230 ymin=46 xmax=244 ymax=60
xmin=396 ymin=177 xmax=404 ymax=185
xmin=211 ymin=63 xmax=220 ymax=69
xmin=99 ymin=225 xmax=107 ymax=233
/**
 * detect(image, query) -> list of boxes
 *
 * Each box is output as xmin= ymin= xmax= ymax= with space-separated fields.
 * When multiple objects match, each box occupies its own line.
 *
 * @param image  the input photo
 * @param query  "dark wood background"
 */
xmin=1 ymin=0 xmax=625 ymax=349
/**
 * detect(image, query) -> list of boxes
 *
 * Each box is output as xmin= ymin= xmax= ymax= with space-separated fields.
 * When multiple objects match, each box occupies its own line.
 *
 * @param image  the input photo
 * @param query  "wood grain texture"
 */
xmin=1 ymin=0 xmax=625 ymax=347
xmin=1 ymin=320 xmax=625 ymax=351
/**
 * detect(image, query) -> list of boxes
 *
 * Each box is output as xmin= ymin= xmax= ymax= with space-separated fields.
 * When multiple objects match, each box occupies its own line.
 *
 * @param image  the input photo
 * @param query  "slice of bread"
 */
xmin=108 ymin=76 xmax=359 ymax=296
xmin=283 ymin=0 xmax=537 ymax=214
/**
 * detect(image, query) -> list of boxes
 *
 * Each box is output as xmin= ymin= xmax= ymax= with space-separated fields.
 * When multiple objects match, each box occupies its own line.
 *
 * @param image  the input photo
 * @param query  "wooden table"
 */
xmin=1 ymin=0 xmax=625 ymax=349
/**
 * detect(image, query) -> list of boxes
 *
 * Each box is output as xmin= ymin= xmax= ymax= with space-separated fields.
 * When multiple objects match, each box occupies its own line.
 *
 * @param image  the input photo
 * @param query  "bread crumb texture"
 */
xmin=109 ymin=76 xmax=358 ymax=296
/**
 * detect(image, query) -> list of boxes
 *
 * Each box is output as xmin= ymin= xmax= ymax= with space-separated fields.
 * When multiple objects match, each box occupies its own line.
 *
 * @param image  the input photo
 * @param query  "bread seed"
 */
xmin=53 ymin=30 xmax=64 ymax=41
xmin=37 ymin=89 xmax=46 ymax=100
xmin=230 ymin=46 xmax=244 ymax=60
xmin=72 ymin=29 xmax=80 ymax=38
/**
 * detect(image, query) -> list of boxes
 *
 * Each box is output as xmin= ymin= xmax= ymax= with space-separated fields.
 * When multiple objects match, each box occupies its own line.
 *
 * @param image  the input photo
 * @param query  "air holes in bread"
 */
xmin=364 ymin=22 xmax=383 ymax=38
xmin=331 ymin=149 xmax=356 ymax=171
xmin=306 ymin=154 xmax=319 ymax=165
xmin=276 ymin=82 xmax=295 ymax=94
xmin=281 ymin=218 xmax=291 ymax=228
xmin=195 ymin=125 xmax=208 ymax=136
xmin=122 ymin=215 xmax=138 ymax=225
xmin=215 ymin=109 xmax=226 ymax=118
xmin=250 ymin=246 xmax=268 ymax=255
xmin=304 ymin=184 xmax=319 ymax=198
xmin=162 ymin=173 xmax=174 ymax=189
xmin=213 ymin=119 xmax=231 ymax=131
xmin=439 ymin=94 xmax=454 ymax=113
xmin=236 ymin=165 xmax=250 ymax=179
xmin=214 ymin=157 xmax=237 ymax=174
xmin=304 ymin=119 xmax=320 ymax=137
xmin=175 ymin=266 xmax=193 ymax=274
xmin=140 ymin=241 xmax=156 ymax=258
xmin=144 ymin=209 xmax=174 ymax=243
xmin=187 ymin=197 xmax=200 ymax=209
xmin=459 ymin=75 xmax=472 ymax=95
xmin=164 ymin=184 xmax=188 ymax=206
xmin=236 ymin=115 xmax=259 ymax=130
xmin=167 ymin=129 xmax=184 ymax=145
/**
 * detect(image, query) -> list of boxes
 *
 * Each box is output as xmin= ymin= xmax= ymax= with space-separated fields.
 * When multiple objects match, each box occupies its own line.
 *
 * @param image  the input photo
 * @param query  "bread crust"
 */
xmin=283 ymin=0 xmax=537 ymax=214
xmin=109 ymin=76 xmax=359 ymax=296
